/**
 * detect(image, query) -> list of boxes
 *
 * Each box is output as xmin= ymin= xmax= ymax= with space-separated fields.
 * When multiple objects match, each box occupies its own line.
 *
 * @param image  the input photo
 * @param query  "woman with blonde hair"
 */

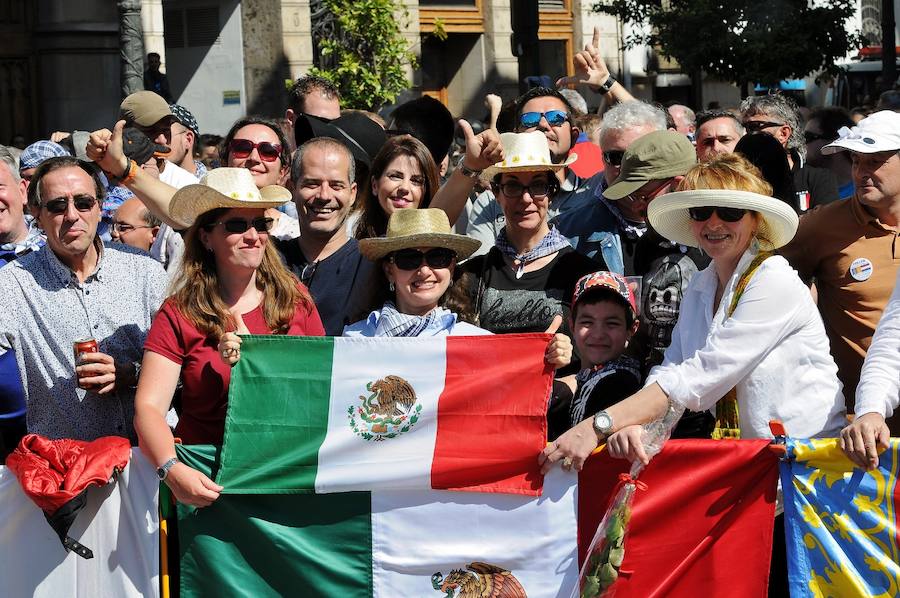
xmin=134 ymin=168 xmax=325 ymax=508
xmin=541 ymin=153 xmax=846 ymax=471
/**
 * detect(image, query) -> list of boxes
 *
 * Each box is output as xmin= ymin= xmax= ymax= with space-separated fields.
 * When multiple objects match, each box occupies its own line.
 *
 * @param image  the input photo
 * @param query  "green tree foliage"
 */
xmin=308 ymin=0 xmax=417 ymax=110
xmin=594 ymin=0 xmax=863 ymax=92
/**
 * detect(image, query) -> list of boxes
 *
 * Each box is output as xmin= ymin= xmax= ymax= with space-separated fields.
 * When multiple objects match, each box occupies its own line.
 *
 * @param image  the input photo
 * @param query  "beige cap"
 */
xmin=119 ymin=91 xmax=175 ymax=128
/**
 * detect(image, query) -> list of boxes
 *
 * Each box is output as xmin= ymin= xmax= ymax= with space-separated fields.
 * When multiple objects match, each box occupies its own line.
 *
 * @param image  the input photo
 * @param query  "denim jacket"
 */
xmin=552 ymin=201 xmax=624 ymax=274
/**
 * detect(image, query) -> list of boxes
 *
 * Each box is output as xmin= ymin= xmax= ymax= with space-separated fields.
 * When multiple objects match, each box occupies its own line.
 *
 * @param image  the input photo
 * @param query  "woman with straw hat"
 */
xmin=134 ymin=168 xmax=325 ymax=507
xmin=344 ymin=208 xmax=572 ymax=368
xmin=541 ymin=154 xmax=846 ymax=472
xmin=462 ymin=131 xmax=603 ymax=356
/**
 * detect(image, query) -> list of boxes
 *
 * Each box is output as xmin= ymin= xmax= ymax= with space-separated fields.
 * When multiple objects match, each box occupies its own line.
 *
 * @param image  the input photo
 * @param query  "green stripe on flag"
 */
xmin=176 ymin=445 xmax=372 ymax=598
xmin=217 ymin=336 xmax=334 ymax=492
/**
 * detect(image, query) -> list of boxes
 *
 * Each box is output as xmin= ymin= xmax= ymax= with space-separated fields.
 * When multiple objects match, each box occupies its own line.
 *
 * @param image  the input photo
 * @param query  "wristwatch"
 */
xmin=156 ymin=457 xmax=179 ymax=481
xmin=456 ymin=155 xmax=483 ymax=179
xmin=593 ymin=410 xmax=614 ymax=438
xmin=596 ymin=75 xmax=617 ymax=94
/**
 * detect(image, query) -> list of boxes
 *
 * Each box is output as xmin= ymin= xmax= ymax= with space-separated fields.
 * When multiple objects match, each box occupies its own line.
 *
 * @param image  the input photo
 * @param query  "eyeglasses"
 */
xmin=519 ymin=110 xmax=569 ymax=129
xmin=497 ymin=180 xmax=554 ymax=198
xmin=229 ymin=139 xmax=282 ymax=162
xmin=206 ymin=217 xmax=275 ymax=234
xmin=112 ymin=222 xmax=153 ymax=234
xmin=688 ymin=206 xmax=748 ymax=222
xmin=43 ymin=196 xmax=98 ymax=215
xmin=603 ymin=150 xmax=625 ymax=166
xmin=804 ymin=131 xmax=831 ymax=143
xmin=391 ymin=248 xmax=456 ymax=271
xmin=742 ymin=120 xmax=786 ymax=133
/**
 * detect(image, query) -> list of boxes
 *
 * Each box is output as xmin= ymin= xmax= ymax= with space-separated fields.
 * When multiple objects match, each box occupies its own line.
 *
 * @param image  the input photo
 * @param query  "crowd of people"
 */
xmin=2 ymin=30 xmax=900 ymax=591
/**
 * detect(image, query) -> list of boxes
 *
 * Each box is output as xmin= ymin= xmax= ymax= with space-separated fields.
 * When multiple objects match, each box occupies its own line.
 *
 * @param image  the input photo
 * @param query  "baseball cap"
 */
xmin=119 ymin=91 xmax=175 ymax=128
xmin=572 ymin=271 xmax=637 ymax=321
xmin=170 ymin=103 xmax=200 ymax=137
xmin=122 ymin=127 xmax=170 ymax=164
xmin=821 ymin=110 xmax=900 ymax=155
xmin=603 ymin=131 xmax=697 ymax=200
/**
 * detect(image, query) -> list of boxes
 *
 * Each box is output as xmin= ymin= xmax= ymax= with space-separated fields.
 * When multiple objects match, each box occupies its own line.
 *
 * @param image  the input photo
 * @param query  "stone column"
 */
xmin=141 ymin=0 xmax=166 ymax=70
xmin=118 ymin=0 xmax=145 ymax=97
xmin=483 ymin=0 xmax=520 ymax=101
xmin=281 ymin=0 xmax=314 ymax=78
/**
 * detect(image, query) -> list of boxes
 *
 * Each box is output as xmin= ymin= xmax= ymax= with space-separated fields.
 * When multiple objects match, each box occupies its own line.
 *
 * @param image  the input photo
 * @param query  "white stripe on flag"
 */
xmin=370 ymin=467 xmax=579 ymax=598
xmin=315 ymin=336 xmax=447 ymax=492
xmin=0 ymin=452 xmax=159 ymax=597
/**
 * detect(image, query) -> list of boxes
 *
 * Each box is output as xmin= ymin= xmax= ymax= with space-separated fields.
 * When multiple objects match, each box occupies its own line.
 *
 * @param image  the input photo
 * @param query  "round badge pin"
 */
xmin=849 ymin=257 xmax=873 ymax=282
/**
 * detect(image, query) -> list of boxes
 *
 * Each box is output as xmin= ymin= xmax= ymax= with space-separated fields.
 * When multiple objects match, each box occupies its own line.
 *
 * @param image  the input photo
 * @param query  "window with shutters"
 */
xmin=420 ymin=0 xmax=482 ymax=33
xmin=163 ymin=5 xmax=221 ymax=49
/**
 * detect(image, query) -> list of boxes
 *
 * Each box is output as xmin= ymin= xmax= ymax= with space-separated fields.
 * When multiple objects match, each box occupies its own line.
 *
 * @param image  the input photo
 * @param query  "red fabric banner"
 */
xmin=578 ymin=439 xmax=779 ymax=597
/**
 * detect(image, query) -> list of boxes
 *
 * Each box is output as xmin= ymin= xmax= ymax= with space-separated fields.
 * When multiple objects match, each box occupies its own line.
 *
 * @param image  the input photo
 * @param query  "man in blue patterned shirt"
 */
xmin=0 ymin=156 xmax=166 ymax=443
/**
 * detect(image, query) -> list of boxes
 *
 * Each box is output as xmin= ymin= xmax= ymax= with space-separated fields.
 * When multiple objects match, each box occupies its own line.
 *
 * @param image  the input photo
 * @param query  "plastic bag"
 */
xmin=574 ymin=399 xmax=685 ymax=598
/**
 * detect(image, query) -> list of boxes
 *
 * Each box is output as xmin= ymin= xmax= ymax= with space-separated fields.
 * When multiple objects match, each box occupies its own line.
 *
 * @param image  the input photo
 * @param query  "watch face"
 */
xmin=156 ymin=467 xmax=166 ymax=480
xmin=594 ymin=412 xmax=612 ymax=432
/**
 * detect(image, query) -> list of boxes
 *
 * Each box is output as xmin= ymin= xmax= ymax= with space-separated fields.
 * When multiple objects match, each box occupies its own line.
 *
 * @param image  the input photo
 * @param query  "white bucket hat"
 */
xmin=481 ymin=131 xmax=576 ymax=180
xmin=647 ymin=189 xmax=799 ymax=250
xmin=821 ymin=110 xmax=900 ymax=155
xmin=169 ymin=167 xmax=292 ymax=228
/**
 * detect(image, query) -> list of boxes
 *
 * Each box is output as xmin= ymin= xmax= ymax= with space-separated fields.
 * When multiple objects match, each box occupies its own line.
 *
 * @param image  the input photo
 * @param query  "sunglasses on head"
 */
xmin=519 ymin=110 xmax=569 ymax=129
xmin=390 ymin=248 xmax=456 ymax=271
xmin=742 ymin=120 xmax=785 ymax=133
xmin=43 ymin=196 xmax=98 ymax=215
xmin=603 ymin=150 xmax=625 ymax=166
xmin=688 ymin=206 xmax=748 ymax=222
xmin=229 ymin=139 xmax=282 ymax=162
xmin=206 ymin=217 xmax=275 ymax=234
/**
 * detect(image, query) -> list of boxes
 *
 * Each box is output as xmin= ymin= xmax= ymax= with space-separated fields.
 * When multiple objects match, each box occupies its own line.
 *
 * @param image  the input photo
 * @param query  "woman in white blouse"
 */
xmin=841 ymin=271 xmax=900 ymax=470
xmin=541 ymin=154 xmax=847 ymax=471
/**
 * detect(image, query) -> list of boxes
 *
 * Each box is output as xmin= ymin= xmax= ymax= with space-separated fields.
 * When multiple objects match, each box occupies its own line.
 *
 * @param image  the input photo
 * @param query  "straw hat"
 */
xmin=169 ymin=168 xmax=292 ymax=228
xmin=481 ymin=131 xmax=576 ymax=180
xmin=647 ymin=189 xmax=799 ymax=250
xmin=358 ymin=208 xmax=481 ymax=261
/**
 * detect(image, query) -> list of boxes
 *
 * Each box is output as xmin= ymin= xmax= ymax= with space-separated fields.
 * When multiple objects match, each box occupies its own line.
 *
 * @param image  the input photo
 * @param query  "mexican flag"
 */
xmin=215 ymin=335 xmax=553 ymax=495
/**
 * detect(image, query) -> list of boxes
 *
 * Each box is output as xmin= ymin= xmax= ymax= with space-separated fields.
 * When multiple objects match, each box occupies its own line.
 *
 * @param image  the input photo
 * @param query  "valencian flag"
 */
xmin=781 ymin=438 xmax=900 ymax=597
xmin=215 ymin=335 xmax=553 ymax=495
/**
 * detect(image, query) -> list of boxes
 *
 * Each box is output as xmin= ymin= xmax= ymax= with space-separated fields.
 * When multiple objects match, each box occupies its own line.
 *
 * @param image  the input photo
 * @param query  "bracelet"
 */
xmin=456 ymin=156 xmax=482 ymax=179
xmin=596 ymin=75 xmax=617 ymax=94
xmin=120 ymin=159 xmax=138 ymax=186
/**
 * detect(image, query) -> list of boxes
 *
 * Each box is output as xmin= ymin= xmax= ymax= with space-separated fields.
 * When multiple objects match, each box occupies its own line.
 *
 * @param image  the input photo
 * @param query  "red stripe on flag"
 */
xmin=578 ymin=439 xmax=778 ymax=597
xmin=431 ymin=334 xmax=552 ymax=495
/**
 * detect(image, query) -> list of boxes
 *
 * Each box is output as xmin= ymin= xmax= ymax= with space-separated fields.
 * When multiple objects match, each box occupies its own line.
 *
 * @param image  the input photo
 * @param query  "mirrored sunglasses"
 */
xmin=519 ymin=110 xmax=569 ymax=129
xmin=687 ymin=206 xmax=748 ymax=222
xmin=229 ymin=139 xmax=282 ymax=162
xmin=391 ymin=248 xmax=456 ymax=271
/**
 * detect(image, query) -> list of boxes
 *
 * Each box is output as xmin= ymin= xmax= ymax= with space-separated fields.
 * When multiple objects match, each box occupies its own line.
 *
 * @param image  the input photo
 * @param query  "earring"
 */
xmin=389 ymin=281 xmax=395 ymax=292
xmin=750 ymin=235 xmax=760 ymax=254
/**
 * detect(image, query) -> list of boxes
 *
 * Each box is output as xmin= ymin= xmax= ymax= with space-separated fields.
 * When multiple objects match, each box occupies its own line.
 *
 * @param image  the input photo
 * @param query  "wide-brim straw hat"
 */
xmin=169 ymin=167 xmax=292 ymax=228
xmin=359 ymin=208 xmax=481 ymax=261
xmin=647 ymin=189 xmax=799 ymax=250
xmin=481 ymin=131 xmax=576 ymax=180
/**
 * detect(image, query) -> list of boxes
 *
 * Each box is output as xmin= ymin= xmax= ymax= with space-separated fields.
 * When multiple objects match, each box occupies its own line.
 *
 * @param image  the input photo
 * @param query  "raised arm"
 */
xmin=557 ymin=26 xmax=635 ymax=107
xmin=86 ymin=120 xmax=185 ymax=229
xmin=430 ymin=119 xmax=503 ymax=226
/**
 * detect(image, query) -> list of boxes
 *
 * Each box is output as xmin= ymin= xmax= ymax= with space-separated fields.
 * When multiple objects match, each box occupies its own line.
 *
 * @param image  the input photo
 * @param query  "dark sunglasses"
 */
xmin=497 ymin=180 xmax=554 ymax=198
xmin=804 ymin=131 xmax=831 ymax=143
xmin=742 ymin=120 xmax=785 ymax=133
xmin=688 ymin=206 xmax=748 ymax=222
xmin=206 ymin=217 xmax=275 ymax=234
xmin=229 ymin=139 xmax=282 ymax=162
xmin=519 ymin=110 xmax=569 ymax=129
xmin=603 ymin=150 xmax=625 ymax=166
xmin=43 ymin=196 xmax=98 ymax=215
xmin=391 ymin=248 xmax=456 ymax=271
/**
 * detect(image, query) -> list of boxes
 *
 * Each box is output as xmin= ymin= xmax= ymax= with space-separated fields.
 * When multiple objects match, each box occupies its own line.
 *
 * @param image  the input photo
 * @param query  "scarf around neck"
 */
xmin=374 ymin=301 xmax=445 ymax=337
xmin=495 ymin=225 xmax=570 ymax=279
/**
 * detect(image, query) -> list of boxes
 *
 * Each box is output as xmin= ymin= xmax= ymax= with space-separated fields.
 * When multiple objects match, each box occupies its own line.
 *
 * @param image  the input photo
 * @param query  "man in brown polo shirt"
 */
xmin=781 ymin=110 xmax=900 ymax=431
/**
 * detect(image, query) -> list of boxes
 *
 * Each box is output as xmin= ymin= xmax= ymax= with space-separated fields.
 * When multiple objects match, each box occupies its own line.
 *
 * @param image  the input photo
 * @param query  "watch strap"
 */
xmin=456 ymin=156 xmax=483 ymax=179
xmin=157 ymin=457 xmax=179 ymax=480
xmin=597 ymin=75 xmax=617 ymax=94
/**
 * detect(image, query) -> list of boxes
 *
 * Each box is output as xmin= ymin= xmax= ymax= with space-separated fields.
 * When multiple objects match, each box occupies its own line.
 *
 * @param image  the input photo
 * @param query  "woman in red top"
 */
xmin=135 ymin=168 xmax=325 ymax=507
